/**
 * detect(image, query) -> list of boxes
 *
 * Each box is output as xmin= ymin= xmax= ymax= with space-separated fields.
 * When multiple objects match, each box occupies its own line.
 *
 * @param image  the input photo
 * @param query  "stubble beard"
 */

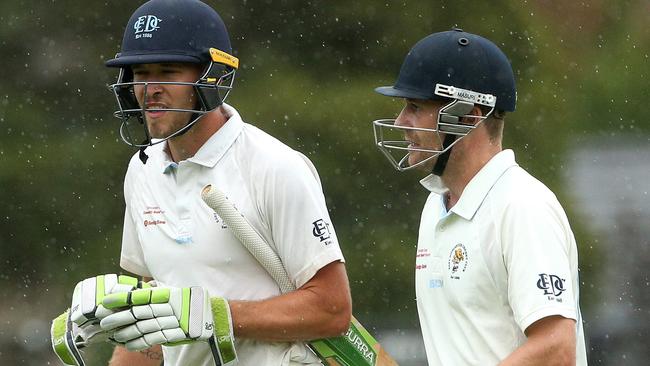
xmin=147 ymin=111 xmax=194 ymax=140
xmin=408 ymin=150 xmax=439 ymax=172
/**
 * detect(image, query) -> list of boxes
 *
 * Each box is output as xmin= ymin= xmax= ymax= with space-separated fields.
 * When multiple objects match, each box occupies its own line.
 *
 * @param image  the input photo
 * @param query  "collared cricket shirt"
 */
xmin=120 ymin=104 xmax=343 ymax=365
xmin=415 ymin=150 xmax=587 ymax=365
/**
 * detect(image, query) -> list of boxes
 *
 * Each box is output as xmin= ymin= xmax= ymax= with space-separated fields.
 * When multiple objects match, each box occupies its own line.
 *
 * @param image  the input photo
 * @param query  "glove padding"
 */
xmin=51 ymin=274 xmax=147 ymax=366
xmin=71 ymin=274 xmax=147 ymax=327
xmin=51 ymin=309 xmax=88 ymax=366
xmin=101 ymin=286 xmax=238 ymax=366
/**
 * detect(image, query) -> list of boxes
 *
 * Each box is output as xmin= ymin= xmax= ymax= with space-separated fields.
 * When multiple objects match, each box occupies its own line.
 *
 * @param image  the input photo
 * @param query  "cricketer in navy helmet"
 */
xmin=373 ymin=29 xmax=587 ymax=365
xmin=60 ymin=1 xmax=352 ymax=365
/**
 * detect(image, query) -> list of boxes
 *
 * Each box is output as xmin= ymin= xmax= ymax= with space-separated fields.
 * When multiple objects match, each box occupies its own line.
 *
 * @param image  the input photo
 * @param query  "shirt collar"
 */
xmin=420 ymin=174 xmax=449 ymax=195
xmin=451 ymin=149 xmax=518 ymax=220
xmin=160 ymin=103 xmax=243 ymax=173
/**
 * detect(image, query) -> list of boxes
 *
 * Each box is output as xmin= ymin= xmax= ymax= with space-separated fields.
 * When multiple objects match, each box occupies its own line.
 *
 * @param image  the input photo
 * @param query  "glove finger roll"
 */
xmin=94 ymin=304 xmax=114 ymax=320
xmin=113 ymin=324 xmax=142 ymax=342
xmin=144 ymin=331 xmax=168 ymax=346
xmin=162 ymin=328 xmax=187 ymax=343
xmin=156 ymin=315 xmax=181 ymax=330
xmin=100 ymin=310 xmax=137 ymax=331
xmin=137 ymin=318 xmax=164 ymax=334
xmin=150 ymin=303 xmax=174 ymax=317
xmin=132 ymin=305 xmax=154 ymax=320
xmin=112 ymin=283 xmax=137 ymax=294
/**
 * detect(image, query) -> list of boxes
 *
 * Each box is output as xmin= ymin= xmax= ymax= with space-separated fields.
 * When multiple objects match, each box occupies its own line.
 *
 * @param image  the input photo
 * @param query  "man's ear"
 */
xmin=459 ymin=105 xmax=484 ymax=125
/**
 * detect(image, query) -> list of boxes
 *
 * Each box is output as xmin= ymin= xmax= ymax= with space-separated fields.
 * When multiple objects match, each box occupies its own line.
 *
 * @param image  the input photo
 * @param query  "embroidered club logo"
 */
xmin=312 ymin=219 xmax=331 ymax=244
xmin=134 ymin=15 xmax=162 ymax=39
xmin=537 ymin=273 xmax=566 ymax=303
xmin=448 ymin=244 xmax=468 ymax=279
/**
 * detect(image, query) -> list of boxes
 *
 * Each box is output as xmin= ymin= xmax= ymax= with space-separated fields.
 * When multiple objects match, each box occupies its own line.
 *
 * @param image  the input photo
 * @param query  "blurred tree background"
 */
xmin=0 ymin=0 xmax=648 ymax=364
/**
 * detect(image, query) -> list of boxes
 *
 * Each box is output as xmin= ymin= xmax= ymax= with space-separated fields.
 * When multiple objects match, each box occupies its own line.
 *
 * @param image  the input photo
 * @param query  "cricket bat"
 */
xmin=201 ymin=185 xmax=398 ymax=366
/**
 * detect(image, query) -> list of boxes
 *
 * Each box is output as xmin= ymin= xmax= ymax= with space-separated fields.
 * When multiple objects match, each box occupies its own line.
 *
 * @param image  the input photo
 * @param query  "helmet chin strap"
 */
xmin=431 ymin=134 xmax=457 ymax=176
xmin=138 ymin=142 xmax=149 ymax=164
xmin=138 ymin=117 xmax=198 ymax=165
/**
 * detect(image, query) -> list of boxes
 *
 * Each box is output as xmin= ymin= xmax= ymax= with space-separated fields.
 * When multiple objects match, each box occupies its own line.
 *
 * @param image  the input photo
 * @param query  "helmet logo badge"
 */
xmin=133 ymin=15 xmax=162 ymax=39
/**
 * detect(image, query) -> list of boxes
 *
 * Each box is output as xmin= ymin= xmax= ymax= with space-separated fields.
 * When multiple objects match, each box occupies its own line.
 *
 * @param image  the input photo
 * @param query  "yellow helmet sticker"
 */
xmin=209 ymin=48 xmax=239 ymax=69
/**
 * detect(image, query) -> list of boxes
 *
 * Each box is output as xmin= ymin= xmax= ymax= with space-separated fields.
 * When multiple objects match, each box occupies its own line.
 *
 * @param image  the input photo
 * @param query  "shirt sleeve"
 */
xmin=261 ymin=151 xmax=345 ymax=288
xmin=500 ymin=192 xmax=578 ymax=332
xmin=119 ymin=164 xmax=151 ymax=277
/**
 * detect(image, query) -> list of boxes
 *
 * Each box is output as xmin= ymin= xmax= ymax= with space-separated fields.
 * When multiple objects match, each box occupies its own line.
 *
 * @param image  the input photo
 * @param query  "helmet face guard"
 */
xmin=108 ymin=49 xmax=238 ymax=147
xmin=373 ymin=84 xmax=496 ymax=171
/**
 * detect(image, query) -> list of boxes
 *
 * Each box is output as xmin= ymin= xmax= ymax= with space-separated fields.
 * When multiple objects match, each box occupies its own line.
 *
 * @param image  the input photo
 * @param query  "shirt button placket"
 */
xmin=175 ymin=162 xmax=194 ymax=243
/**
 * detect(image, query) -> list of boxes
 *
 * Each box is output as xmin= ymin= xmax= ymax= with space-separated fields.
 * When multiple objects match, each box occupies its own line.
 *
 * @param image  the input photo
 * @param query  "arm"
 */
xmin=229 ymin=261 xmax=352 ymax=341
xmin=108 ymin=345 xmax=163 ymax=366
xmin=499 ymin=315 xmax=576 ymax=366
xmin=499 ymin=194 xmax=581 ymax=365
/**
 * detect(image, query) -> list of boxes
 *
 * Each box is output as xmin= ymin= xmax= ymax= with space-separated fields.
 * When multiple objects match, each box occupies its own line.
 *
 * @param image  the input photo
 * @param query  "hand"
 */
xmin=100 ymin=286 xmax=238 ymax=365
xmin=50 ymin=274 xmax=147 ymax=366
xmin=70 ymin=274 xmax=148 ymax=327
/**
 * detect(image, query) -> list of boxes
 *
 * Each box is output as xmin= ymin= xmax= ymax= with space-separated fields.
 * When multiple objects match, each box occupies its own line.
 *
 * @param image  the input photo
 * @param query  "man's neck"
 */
xmin=442 ymin=144 xmax=501 ymax=211
xmin=167 ymin=107 xmax=227 ymax=162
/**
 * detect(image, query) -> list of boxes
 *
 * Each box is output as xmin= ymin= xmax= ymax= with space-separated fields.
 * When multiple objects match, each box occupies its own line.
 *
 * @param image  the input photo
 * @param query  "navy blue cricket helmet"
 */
xmin=376 ymin=28 xmax=516 ymax=112
xmin=106 ymin=0 xmax=232 ymax=67
xmin=106 ymin=0 xmax=239 ymax=153
xmin=373 ymin=29 xmax=516 ymax=174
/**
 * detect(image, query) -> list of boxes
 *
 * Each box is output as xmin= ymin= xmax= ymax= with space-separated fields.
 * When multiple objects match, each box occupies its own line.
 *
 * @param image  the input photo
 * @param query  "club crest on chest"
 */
xmin=448 ymin=243 xmax=469 ymax=279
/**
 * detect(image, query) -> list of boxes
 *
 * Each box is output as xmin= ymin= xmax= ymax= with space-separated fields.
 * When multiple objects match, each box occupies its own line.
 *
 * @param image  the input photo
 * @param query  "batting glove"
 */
xmin=100 ymin=286 xmax=238 ymax=366
xmin=50 ymin=274 xmax=148 ymax=366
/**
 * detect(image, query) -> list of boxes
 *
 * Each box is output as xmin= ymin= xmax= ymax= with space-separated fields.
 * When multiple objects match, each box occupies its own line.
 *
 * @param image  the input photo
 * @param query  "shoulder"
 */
xmin=125 ymin=150 xmax=144 ymax=172
xmin=239 ymin=123 xmax=296 ymax=156
xmin=491 ymin=166 xmax=569 ymax=224
xmin=237 ymin=123 xmax=320 ymax=180
xmin=124 ymin=151 xmax=143 ymax=181
xmin=496 ymin=166 xmax=558 ymax=204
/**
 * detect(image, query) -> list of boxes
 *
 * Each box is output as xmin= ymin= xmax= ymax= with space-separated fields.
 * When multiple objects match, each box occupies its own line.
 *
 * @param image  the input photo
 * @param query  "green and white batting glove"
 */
xmin=100 ymin=286 xmax=238 ymax=366
xmin=50 ymin=274 xmax=148 ymax=366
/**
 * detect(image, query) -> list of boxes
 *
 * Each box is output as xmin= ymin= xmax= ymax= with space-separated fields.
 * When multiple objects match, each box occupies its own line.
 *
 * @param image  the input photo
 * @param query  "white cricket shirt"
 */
xmin=415 ymin=149 xmax=587 ymax=365
xmin=120 ymin=104 xmax=344 ymax=365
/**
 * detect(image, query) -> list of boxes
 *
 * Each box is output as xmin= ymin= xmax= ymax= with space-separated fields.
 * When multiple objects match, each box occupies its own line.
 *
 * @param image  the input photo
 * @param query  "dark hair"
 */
xmin=481 ymin=106 xmax=506 ymax=142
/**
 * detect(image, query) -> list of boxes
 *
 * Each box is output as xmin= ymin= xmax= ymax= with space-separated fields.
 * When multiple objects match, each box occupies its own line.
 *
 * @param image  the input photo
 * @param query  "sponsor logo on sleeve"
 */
xmin=312 ymin=219 xmax=332 ymax=245
xmin=537 ymin=273 xmax=566 ymax=302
